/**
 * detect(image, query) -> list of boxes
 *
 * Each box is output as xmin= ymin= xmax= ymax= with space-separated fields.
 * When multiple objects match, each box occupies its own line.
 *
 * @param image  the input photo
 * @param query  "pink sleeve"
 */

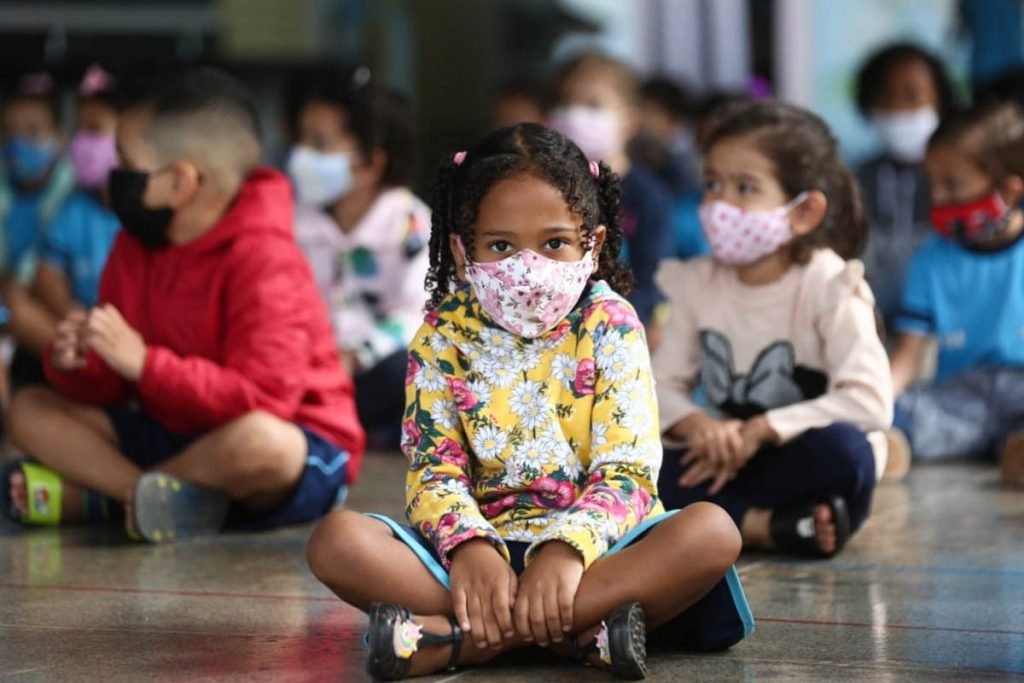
xmin=652 ymin=261 xmax=704 ymax=433
xmin=765 ymin=269 xmax=894 ymax=441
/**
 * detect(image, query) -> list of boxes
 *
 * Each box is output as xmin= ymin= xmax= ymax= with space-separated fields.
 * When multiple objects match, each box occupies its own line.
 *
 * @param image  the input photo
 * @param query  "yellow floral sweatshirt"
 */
xmin=402 ymin=281 xmax=664 ymax=570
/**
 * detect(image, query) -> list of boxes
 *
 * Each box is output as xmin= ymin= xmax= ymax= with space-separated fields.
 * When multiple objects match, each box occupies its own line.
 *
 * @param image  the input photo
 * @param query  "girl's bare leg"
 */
xmin=307 ymin=503 xmax=740 ymax=677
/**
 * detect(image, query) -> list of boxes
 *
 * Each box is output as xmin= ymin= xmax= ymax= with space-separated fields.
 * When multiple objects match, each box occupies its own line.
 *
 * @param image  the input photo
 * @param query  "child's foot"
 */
xmin=4 ymin=463 xmax=85 ymax=524
xmin=131 ymin=472 xmax=229 ymax=543
xmin=1000 ymin=431 xmax=1024 ymax=487
xmin=809 ymin=504 xmax=837 ymax=555
xmin=745 ymin=497 xmax=851 ymax=558
xmin=882 ymin=428 xmax=911 ymax=484
xmin=572 ymin=602 xmax=647 ymax=680
xmin=366 ymin=604 xmax=463 ymax=679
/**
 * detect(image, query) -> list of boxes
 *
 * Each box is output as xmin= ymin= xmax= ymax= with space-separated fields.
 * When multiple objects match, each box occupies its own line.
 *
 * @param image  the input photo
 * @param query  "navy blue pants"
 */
xmin=659 ymin=423 xmax=876 ymax=534
xmin=354 ymin=349 xmax=408 ymax=437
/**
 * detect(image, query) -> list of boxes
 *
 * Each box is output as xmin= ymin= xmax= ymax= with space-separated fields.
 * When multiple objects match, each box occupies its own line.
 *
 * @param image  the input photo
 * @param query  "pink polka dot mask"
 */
xmin=699 ymin=193 xmax=808 ymax=265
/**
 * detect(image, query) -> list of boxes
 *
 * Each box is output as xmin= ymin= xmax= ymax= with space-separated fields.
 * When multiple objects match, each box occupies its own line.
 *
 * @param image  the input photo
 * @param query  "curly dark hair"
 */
xmin=425 ymin=123 xmax=633 ymax=310
xmin=705 ymin=100 xmax=868 ymax=262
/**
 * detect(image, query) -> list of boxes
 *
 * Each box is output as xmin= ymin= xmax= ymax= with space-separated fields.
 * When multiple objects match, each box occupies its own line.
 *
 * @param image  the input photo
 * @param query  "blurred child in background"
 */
xmin=633 ymin=76 xmax=709 ymax=262
xmin=855 ymin=43 xmax=959 ymax=328
xmin=490 ymin=78 xmax=546 ymax=130
xmin=890 ymin=102 xmax=1024 ymax=485
xmin=2 ymin=68 xmax=363 ymax=540
xmin=288 ymin=70 xmax=430 ymax=444
xmin=549 ymin=52 xmax=673 ymax=344
xmin=1 ymin=72 xmax=75 ymax=388
xmin=30 ymin=66 xmax=122 ymax=360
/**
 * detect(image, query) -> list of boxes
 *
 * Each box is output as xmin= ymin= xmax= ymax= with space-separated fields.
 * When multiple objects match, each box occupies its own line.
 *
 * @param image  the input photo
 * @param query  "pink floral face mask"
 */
xmin=458 ymin=238 xmax=594 ymax=338
xmin=699 ymin=193 xmax=808 ymax=265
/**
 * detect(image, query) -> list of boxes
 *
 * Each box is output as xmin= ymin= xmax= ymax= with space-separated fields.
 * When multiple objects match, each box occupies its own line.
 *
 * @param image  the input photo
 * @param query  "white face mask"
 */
xmin=548 ymin=105 xmax=621 ymax=161
xmin=871 ymin=107 xmax=939 ymax=164
xmin=286 ymin=145 xmax=354 ymax=206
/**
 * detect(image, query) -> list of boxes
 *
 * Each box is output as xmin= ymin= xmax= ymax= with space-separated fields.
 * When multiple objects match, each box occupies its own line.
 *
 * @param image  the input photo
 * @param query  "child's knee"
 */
xmin=218 ymin=411 xmax=304 ymax=473
xmin=306 ymin=509 xmax=371 ymax=585
xmin=673 ymin=503 xmax=741 ymax=570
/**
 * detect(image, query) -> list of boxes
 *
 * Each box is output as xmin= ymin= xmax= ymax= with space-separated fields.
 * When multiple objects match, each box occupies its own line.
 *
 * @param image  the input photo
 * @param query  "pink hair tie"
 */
xmin=589 ymin=160 xmax=600 ymax=178
xmin=453 ymin=151 xmax=467 ymax=166
xmin=79 ymin=65 xmax=115 ymax=96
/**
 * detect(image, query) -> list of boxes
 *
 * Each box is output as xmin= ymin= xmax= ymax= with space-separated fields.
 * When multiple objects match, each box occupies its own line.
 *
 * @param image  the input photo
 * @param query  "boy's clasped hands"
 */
xmin=672 ymin=413 xmax=780 ymax=494
xmin=52 ymin=305 xmax=147 ymax=380
xmin=448 ymin=537 xmax=584 ymax=651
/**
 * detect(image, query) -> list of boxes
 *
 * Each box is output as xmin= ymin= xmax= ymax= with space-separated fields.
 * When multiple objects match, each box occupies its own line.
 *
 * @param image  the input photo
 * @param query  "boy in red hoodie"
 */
xmin=2 ymin=68 xmax=365 ymax=541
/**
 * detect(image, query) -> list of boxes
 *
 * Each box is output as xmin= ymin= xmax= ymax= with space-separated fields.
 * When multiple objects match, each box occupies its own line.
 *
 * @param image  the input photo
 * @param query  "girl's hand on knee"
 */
xmin=513 ymin=541 xmax=584 ymax=647
xmin=449 ymin=539 xmax=517 ymax=650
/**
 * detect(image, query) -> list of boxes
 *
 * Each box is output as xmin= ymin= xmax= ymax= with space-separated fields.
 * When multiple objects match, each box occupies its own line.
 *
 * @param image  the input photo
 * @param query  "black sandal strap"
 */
xmin=572 ymin=634 xmax=599 ymax=662
xmin=445 ymin=616 xmax=463 ymax=672
xmin=769 ymin=496 xmax=851 ymax=558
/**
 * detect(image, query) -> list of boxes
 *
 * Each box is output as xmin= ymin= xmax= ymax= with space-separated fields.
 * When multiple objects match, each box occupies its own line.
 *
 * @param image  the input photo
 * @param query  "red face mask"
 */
xmin=929 ymin=190 xmax=1009 ymax=244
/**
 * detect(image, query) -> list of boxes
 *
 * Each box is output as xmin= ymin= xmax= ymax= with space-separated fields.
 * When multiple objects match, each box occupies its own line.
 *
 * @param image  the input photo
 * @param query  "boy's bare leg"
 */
xmin=307 ymin=503 xmax=741 ymax=676
xmin=153 ymin=411 xmax=307 ymax=512
xmin=9 ymin=391 xmax=306 ymax=519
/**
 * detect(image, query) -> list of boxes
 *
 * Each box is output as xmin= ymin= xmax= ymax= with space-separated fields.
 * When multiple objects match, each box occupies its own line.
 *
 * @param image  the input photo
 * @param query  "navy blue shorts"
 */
xmin=105 ymin=407 xmax=350 ymax=531
xmin=367 ymin=510 xmax=755 ymax=653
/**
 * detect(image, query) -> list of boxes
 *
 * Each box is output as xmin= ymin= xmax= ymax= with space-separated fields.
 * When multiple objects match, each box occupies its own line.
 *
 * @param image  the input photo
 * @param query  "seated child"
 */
xmin=854 ymin=43 xmax=958 ymax=327
xmin=490 ymin=78 xmax=546 ymax=130
xmin=1 ymin=67 xmax=365 ymax=540
xmin=306 ymin=124 xmax=753 ymax=680
xmin=549 ymin=52 xmax=673 ymax=341
xmin=1 ymin=72 xmax=76 ymax=386
xmin=32 ymin=66 xmax=122 ymax=344
xmin=654 ymin=101 xmax=894 ymax=559
xmin=889 ymin=102 xmax=1024 ymax=485
xmin=287 ymin=71 xmax=429 ymax=440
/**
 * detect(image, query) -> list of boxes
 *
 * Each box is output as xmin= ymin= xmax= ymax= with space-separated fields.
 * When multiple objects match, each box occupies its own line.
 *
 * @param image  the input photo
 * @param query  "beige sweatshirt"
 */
xmin=652 ymin=249 xmax=894 ymax=477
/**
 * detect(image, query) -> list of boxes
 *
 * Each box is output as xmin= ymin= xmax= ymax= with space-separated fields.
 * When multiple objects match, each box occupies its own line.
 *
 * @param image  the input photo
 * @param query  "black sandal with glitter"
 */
xmin=366 ymin=603 xmax=463 ymax=681
xmin=573 ymin=602 xmax=648 ymax=680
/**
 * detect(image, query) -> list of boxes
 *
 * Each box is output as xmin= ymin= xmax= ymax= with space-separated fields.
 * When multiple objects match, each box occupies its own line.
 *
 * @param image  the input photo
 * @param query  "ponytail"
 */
xmin=592 ymin=160 xmax=634 ymax=295
xmin=425 ymin=157 xmax=462 ymax=310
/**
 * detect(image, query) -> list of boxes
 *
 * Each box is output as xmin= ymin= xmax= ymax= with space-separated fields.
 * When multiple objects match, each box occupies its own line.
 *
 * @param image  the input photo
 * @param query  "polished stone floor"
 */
xmin=2 ymin=455 xmax=1023 ymax=682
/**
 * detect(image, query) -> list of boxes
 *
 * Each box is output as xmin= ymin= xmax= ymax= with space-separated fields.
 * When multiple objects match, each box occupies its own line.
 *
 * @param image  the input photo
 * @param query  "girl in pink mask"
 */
xmin=890 ymin=102 xmax=1024 ymax=485
xmin=307 ymin=123 xmax=754 ymax=680
xmin=653 ymin=101 xmax=894 ymax=559
xmin=18 ymin=66 xmax=122 ymax=387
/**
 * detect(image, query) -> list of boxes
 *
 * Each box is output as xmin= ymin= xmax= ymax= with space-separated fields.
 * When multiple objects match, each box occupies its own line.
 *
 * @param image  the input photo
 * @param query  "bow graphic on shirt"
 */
xmin=699 ymin=330 xmax=827 ymax=419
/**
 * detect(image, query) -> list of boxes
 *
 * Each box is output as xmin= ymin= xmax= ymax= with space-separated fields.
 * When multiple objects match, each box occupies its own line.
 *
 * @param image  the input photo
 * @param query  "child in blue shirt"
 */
xmin=1 ymin=72 xmax=75 ymax=386
xmin=890 ymin=102 xmax=1024 ymax=484
xmin=35 ymin=65 xmax=121 ymax=316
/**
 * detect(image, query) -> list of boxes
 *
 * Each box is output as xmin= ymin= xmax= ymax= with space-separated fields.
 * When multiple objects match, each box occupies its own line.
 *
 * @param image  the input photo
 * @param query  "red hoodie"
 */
xmin=44 ymin=168 xmax=367 ymax=479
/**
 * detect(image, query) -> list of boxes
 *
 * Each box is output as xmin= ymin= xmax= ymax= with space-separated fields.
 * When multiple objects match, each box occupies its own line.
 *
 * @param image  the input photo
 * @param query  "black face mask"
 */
xmin=107 ymin=168 xmax=175 ymax=250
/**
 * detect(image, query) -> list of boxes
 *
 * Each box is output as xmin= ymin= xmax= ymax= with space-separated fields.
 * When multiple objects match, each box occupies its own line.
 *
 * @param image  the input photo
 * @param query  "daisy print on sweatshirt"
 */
xmin=401 ymin=282 xmax=664 ymax=570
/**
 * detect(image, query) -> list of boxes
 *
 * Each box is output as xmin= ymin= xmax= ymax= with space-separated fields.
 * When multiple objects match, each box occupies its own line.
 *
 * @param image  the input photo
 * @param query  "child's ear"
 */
xmin=166 ymin=160 xmax=202 ymax=209
xmin=449 ymin=234 xmax=467 ymax=282
xmin=789 ymin=190 xmax=828 ymax=237
xmin=999 ymin=174 xmax=1024 ymax=206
